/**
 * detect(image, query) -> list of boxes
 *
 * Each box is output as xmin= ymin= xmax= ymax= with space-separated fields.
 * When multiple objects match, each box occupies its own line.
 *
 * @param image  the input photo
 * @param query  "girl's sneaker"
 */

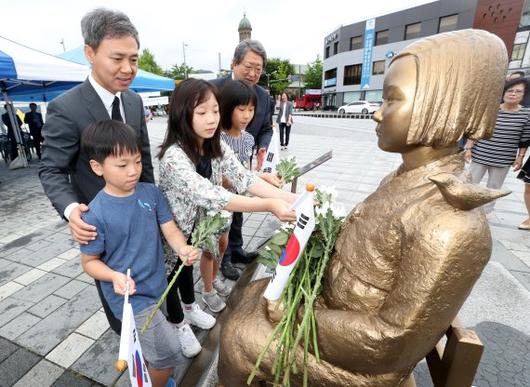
xmin=183 ymin=303 xmax=216 ymax=330
xmin=174 ymin=323 xmax=201 ymax=358
xmin=202 ymin=290 xmax=226 ymax=313
xmin=213 ymin=278 xmax=232 ymax=297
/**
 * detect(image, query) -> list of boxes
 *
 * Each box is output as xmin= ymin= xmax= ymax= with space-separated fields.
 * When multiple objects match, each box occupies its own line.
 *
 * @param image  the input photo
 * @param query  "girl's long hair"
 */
xmin=158 ymin=78 xmax=223 ymax=164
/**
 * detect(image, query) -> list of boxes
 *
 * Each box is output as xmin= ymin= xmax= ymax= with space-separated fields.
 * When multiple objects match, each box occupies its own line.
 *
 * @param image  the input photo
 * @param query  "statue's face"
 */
xmin=373 ymin=55 xmax=417 ymax=153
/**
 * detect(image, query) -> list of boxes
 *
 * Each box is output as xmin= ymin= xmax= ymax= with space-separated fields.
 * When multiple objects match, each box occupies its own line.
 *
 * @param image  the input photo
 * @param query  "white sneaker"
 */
xmin=183 ymin=303 xmax=216 ymax=330
xmin=175 ymin=323 xmax=201 ymax=358
xmin=202 ymin=290 xmax=226 ymax=313
xmin=213 ymin=278 xmax=232 ymax=297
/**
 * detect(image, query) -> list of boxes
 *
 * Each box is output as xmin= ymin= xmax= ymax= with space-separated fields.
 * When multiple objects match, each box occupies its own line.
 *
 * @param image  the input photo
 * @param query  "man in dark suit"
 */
xmin=24 ymin=103 xmax=44 ymax=159
xmin=211 ymin=40 xmax=272 ymax=280
xmin=2 ymin=104 xmax=23 ymax=160
xmin=39 ymin=8 xmax=153 ymax=334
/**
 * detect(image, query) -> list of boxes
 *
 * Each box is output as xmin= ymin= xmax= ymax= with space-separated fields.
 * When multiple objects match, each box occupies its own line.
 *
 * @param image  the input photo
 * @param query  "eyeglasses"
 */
xmin=506 ymin=89 xmax=525 ymax=94
xmin=241 ymin=63 xmax=263 ymax=75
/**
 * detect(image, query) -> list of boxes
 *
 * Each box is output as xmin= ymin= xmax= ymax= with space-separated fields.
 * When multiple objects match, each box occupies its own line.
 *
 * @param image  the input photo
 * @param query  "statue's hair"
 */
xmin=391 ymin=29 xmax=507 ymax=147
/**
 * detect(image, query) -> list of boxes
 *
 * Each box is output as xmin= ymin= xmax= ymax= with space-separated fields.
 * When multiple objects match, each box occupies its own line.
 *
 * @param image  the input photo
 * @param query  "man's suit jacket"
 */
xmin=24 ymin=111 xmax=43 ymax=134
xmin=211 ymin=76 xmax=272 ymax=149
xmin=39 ymin=79 xmax=155 ymax=217
xmin=1 ymin=112 xmax=23 ymax=140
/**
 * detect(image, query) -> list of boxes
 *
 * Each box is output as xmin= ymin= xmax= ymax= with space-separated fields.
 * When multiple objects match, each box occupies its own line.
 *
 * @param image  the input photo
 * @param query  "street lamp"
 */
xmin=182 ymin=42 xmax=188 ymax=78
xmin=265 ymin=70 xmax=277 ymax=89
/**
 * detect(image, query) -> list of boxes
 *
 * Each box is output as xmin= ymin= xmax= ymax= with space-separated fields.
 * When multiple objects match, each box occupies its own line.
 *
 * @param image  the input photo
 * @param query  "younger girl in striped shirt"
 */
xmin=219 ymin=80 xmax=282 ymax=186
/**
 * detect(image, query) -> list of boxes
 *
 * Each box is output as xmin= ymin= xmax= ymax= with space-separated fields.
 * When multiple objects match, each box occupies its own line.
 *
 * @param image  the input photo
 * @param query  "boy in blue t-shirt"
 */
xmin=79 ymin=120 xmax=199 ymax=387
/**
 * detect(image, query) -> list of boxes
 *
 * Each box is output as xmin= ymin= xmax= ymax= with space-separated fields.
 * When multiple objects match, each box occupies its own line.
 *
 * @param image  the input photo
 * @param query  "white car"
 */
xmin=337 ymin=100 xmax=379 ymax=114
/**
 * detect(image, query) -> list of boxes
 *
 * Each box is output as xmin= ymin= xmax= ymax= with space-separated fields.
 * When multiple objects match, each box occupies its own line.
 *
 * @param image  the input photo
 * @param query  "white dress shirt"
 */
xmin=88 ymin=74 xmax=126 ymax=123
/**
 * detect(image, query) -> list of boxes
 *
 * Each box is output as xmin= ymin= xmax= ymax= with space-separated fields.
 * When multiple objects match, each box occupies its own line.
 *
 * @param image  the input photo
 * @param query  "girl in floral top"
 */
xmin=158 ymin=79 xmax=296 ymax=351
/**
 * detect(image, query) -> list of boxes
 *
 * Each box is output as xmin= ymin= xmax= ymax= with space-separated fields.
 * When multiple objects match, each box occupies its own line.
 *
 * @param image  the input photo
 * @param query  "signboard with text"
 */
xmin=361 ymin=18 xmax=375 ymax=90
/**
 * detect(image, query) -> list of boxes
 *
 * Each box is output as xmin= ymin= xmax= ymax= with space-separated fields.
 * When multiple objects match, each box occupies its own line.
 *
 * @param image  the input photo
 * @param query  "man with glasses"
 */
xmin=212 ymin=40 xmax=273 ymax=280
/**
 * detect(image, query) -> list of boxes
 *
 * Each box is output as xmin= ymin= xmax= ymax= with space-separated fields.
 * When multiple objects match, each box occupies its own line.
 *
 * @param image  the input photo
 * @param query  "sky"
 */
xmin=1 ymin=0 xmax=435 ymax=73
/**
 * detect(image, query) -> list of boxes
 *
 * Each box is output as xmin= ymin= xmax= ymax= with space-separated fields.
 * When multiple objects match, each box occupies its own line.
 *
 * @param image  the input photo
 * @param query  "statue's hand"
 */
xmin=266 ymin=299 xmax=285 ymax=323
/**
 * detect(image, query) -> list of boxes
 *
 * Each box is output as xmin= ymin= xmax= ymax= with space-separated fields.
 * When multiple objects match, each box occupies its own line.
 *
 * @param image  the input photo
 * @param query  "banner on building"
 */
xmin=361 ymin=18 xmax=375 ymax=90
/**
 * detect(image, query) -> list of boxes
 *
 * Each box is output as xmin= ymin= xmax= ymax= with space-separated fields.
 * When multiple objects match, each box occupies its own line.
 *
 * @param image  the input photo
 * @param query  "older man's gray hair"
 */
xmin=81 ymin=8 xmax=140 ymax=50
xmin=233 ymin=39 xmax=267 ymax=66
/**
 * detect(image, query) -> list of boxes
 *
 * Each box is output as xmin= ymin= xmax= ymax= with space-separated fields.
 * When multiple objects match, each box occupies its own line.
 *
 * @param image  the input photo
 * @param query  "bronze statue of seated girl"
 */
xmin=219 ymin=29 xmax=509 ymax=387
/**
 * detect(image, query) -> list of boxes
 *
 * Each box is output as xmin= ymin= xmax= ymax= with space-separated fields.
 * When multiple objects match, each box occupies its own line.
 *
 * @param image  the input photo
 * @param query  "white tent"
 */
xmin=0 ymin=35 xmax=89 ymax=168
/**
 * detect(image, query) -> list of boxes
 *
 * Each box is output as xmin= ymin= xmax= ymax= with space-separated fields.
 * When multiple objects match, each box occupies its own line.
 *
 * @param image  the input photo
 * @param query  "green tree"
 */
xmin=165 ymin=63 xmax=194 ymax=80
xmin=304 ymin=55 xmax=323 ymax=89
xmin=138 ymin=48 xmax=164 ymax=76
xmin=259 ymin=58 xmax=294 ymax=96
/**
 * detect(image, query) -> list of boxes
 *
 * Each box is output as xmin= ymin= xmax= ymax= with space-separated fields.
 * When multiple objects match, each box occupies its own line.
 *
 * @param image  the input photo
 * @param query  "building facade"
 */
xmin=322 ymin=0 xmax=524 ymax=110
xmin=506 ymin=0 xmax=530 ymax=73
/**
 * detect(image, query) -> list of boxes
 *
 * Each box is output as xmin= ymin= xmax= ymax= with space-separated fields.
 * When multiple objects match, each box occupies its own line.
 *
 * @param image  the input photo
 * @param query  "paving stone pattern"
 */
xmin=0 ymin=117 xmax=528 ymax=386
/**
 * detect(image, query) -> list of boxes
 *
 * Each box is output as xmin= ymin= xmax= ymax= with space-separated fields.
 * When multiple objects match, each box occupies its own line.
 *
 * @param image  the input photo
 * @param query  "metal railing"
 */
xmin=290 ymin=150 xmax=332 ymax=193
xmin=292 ymin=111 xmax=373 ymax=119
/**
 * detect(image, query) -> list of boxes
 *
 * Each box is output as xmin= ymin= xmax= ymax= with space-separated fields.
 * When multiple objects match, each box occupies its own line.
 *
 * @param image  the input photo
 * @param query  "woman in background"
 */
xmin=465 ymin=77 xmax=530 ymax=213
xmin=276 ymin=92 xmax=293 ymax=150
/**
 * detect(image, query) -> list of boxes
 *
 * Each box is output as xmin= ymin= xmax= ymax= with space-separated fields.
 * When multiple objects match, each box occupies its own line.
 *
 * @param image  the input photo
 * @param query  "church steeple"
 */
xmin=238 ymin=13 xmax=252 ymax=42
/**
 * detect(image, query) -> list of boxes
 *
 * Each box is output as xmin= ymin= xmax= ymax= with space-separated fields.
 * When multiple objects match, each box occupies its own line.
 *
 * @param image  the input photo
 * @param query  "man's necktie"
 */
xmin=112 ymin=96 xmax=123 ymax=122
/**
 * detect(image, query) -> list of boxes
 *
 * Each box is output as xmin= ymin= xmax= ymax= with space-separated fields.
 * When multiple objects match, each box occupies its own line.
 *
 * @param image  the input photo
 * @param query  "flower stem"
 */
xmin=141 ymin=257 xmax=187 ymax=333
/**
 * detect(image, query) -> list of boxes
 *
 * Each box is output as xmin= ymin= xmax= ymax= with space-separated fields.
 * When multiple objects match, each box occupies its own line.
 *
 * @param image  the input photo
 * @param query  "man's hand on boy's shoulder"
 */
xmin=69 ymin=204 xmax=97 ymax=244
xmin=112 ymin=271 xmax=136 ymax=296
xmin=180 ymin=245 xmax=201 ymax=266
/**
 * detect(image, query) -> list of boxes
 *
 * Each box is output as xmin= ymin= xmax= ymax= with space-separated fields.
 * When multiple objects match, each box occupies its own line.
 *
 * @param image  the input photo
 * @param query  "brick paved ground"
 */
xmin=0 ymin=116 xmax=528 ymax=386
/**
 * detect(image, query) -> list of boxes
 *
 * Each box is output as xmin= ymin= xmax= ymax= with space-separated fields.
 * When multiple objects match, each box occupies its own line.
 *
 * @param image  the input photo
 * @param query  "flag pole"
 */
xmin=115 ymin=268 xmax=131 ymax=372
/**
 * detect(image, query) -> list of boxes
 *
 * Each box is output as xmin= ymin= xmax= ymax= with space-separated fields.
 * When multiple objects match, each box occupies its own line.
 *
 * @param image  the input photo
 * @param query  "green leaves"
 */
xmin=142 ymin=211 xmax=229 ymax=333
xmin=249 ymin=188 xmax=345 ymax=386
xmin=304 ymin=55 xmax=323 ymax=90
xmin=258 ymin=225 xmax=294 ymax=270
xmin=191 ymin=211 xmax=231 ymax=256
xmin=277 ymin=157 xmax=300 ymax=184
xmin=270 ymin=231 xmax=289 ymax=245
xmin=138 ymin=48 xmax=164 ymax=76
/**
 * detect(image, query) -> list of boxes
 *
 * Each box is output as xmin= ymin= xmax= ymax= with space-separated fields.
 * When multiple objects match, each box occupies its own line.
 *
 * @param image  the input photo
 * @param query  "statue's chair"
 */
xmin=404 ymin=318 xmax=483 ymax=387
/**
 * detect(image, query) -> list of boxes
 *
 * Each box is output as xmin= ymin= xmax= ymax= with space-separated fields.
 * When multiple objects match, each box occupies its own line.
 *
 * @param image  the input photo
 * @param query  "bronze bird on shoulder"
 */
xmin=429 ymin=172 xmax=510 ymax=211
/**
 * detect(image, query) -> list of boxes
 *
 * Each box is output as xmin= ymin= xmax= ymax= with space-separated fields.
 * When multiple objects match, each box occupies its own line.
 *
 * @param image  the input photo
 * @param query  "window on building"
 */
xmin=350 ymin=35 xmax=363 ymax=50
xmin=325 ymin=46 xmax=330 ymax=59
xmin=375 ymin=30 xmax=389 ymax=46
xmin=333 ymin=41 xmax=339 ymax=55
xmin=372 ymin=60 xmax=385 ymax=75
xmin=438 ymin=14 xmax=458 ymax=33
xmin=365 ymin=90 xmax=383 ymax=102
xmin=522 ymin=1 xmax=530 ymax=27
xmin=512 ymin=43 xmax=527 ymax=61
xmin=324 ymin=68 xmax=337 ymax=87
xmin=343 ymin=91 xmax=363 ymax=103
xmin=344 ymin=64 xmax=362 ymax=85
xmin=404 ymin=22 xmax=421 ymax=40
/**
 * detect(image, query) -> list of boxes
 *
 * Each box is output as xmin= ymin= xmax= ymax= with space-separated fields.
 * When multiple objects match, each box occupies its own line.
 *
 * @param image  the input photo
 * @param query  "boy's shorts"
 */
xmin=135 ymin=304 xmax=183 ymax=369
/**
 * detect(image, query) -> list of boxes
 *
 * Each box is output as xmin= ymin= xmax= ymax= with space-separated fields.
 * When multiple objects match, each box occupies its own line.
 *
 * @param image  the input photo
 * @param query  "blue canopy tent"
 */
xmin=58 ymin=46 xmax=175 ymax=92
xmin=0 ymin=35 xmax=90 ymax=167
xmin=1 ymin=37 xmax=175 ymax=167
